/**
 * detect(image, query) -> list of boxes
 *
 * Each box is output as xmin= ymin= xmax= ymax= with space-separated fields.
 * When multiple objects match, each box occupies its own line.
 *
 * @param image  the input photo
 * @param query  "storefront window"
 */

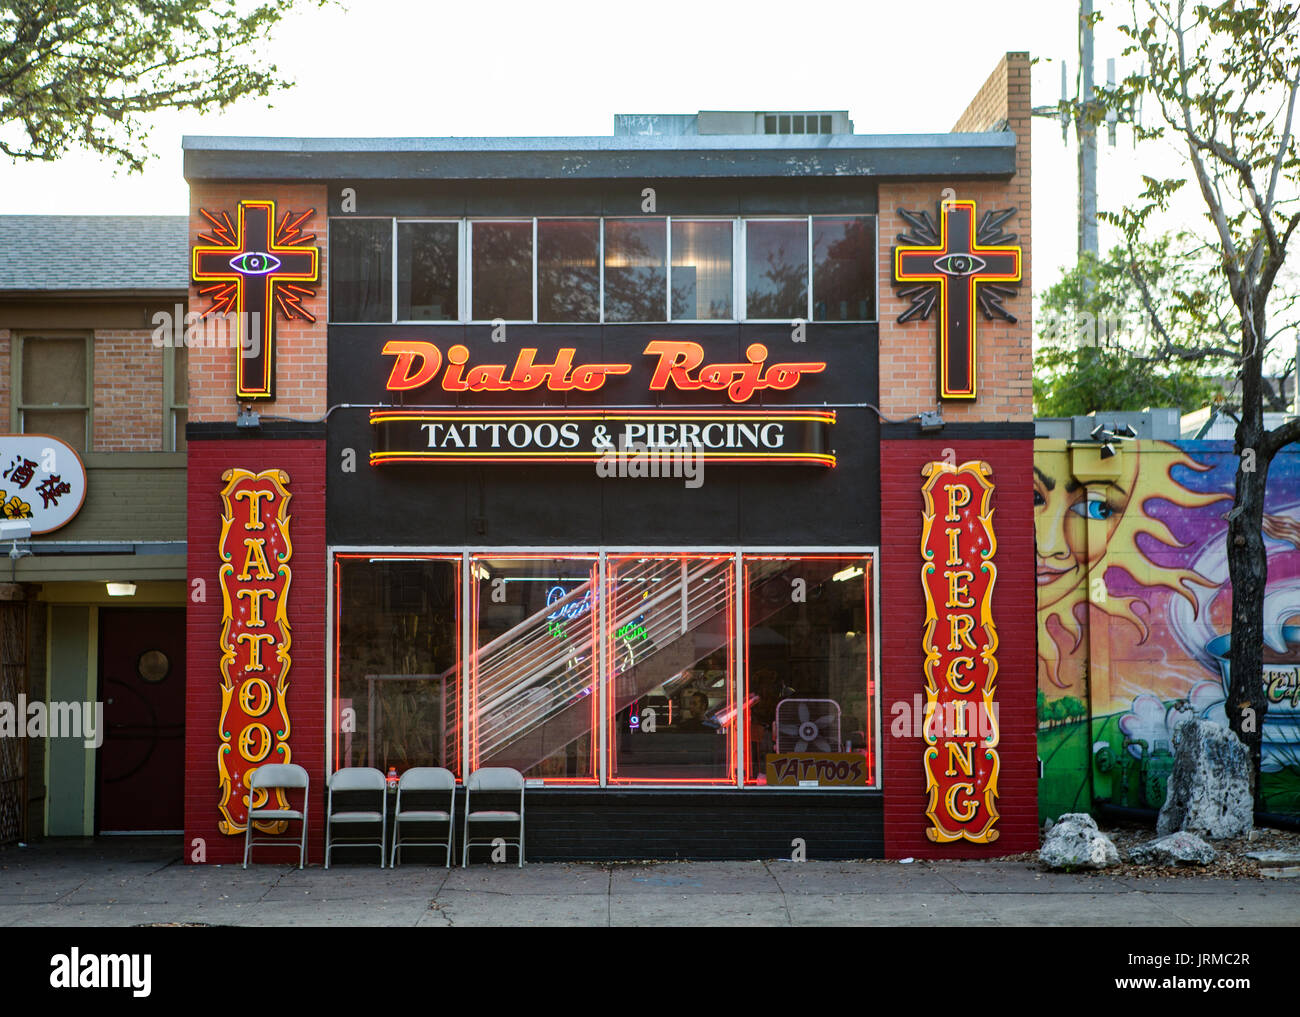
xmin=330 ymin=218 xmax=392 ymax=322
xmin=745 ymin=219 xmax=808 ymax=319
xmin=538 ymin=219 xmax=599 ymax=322
xmin=333 ymin=555 xmax=461 ymax=776
xmin=671 ymin=220 xmax=733 ymax=320
xmin=604 ymin=218 xmax=666 ymax=322
xmin=397 ymin=221 xmax=458 ymax=321
xmin=606 ymin=554 xmax=736 ymax=784
xmin=742 ymin=555 xmax=875 ymax=786
xmin=471 ymin=555 xmax=599 ymax=783
xmin=333 ymin=550 xmax=876 ymax=788
xmin=471 ymin=221 xmax=532 ymax=320
xmin=812 ymin=216 xmax=875 ymax=321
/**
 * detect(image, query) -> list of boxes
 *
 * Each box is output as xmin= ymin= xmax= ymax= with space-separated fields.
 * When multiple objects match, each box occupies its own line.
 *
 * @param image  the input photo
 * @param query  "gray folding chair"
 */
xmin=462 ymin=766 xmax=525 ymax=867
xmin=390 ymin=767 xmax=456 ymax=867
xmin=325 ymin=767 xmax=388 ymax=868
xmin=243 ymin=763 xmax=310 ymax=869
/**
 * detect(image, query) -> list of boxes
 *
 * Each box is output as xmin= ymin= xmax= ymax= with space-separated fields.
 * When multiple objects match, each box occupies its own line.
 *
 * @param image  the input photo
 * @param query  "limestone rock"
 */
xmin=1129 ymin=831 xmax=1217 ymax=866
xmin=1039 ymin=812 xmax=1120 ymax=870
xmin=1156 ymin=718 xmax=1253 ymax=839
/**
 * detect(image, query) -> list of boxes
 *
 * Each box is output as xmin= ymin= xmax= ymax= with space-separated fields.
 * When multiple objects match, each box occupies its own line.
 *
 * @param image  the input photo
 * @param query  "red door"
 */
xmin=97 ymin=608 xmax=186 ymax=832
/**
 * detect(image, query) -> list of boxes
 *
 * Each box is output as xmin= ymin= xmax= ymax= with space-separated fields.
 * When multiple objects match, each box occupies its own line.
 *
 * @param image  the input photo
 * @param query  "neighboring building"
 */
xmin=172 ymin=50 xmax=1037 ymax=863
xmin=0 ymin=215 xmax=189 ymax=844
xmin=1034 ymin=413 xmax=1300 ymax=824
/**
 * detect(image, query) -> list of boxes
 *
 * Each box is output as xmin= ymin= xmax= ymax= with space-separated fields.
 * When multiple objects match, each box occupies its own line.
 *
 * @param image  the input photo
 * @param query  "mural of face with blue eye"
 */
xmin=1032 ymin=455 xmax=1135 ymax=612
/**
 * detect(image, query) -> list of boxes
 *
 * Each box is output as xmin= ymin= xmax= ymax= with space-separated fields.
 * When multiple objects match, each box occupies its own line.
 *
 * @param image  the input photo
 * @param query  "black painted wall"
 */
xmin=327 ymin=322 xmax=879 ymax=547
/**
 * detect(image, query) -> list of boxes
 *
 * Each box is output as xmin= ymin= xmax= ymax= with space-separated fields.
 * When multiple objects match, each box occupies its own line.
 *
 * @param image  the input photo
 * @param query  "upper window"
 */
xmin=604 ymin=218 xmax=666 ymax=323
xmin=330 ymin=219 xmax=392 ymax=323
xmin=538 ymin=219 xmax=599 ymax=323
xmin=813 ymin=216 xmax=875 ymax=321
xmin=745 ymin=219 xmax=808 ymax=320
xmin=329 ymin=215 xmax=874 ymax=323
xmin=167 ymin=345 xmax=188 ymax=452
xmin=671 ymin=220 xmax=733 ymax=320
xmin=13 ymin=333 xmax=91 ymax=452
xmin=398 ymin=221 xmax=459 ymax=321
xmin=470 ymin=221 xmax=533 ymax=321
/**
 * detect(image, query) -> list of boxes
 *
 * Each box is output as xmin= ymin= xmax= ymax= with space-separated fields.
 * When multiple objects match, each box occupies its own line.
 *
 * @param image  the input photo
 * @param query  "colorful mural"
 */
xmin=1035 ymin=438 xmax=1300 ymax=821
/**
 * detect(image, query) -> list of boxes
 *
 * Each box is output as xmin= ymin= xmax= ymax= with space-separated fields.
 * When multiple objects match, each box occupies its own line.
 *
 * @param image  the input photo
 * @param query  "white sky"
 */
xmin=0 ymin=0 xmax=1217 ymax=290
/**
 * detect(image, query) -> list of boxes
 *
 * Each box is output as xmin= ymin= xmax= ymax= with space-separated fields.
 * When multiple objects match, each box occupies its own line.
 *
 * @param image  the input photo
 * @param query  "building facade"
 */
xmin=183 ymin=53 xmax=1038 ymax=863
xmin=0 ymin=215 xmax=189 ymax=844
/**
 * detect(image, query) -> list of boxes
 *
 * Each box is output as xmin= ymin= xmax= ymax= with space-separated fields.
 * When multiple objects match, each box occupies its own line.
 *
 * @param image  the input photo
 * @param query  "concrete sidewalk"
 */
xmin=2 ymin=837 xmax=1297 ymax=927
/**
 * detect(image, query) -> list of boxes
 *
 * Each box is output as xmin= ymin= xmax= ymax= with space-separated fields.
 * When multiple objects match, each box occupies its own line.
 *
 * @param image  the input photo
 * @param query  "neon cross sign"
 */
xmin=192 ymin=200 xmax=320 ymax=400
xmin=893 ymin=200 xmax=1021 ymax=400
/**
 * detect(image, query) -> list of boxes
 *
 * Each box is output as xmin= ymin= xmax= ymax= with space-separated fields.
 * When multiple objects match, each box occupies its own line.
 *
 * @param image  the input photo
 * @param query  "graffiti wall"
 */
xmin=1035 ymin=438 xmax=1300 ymax=822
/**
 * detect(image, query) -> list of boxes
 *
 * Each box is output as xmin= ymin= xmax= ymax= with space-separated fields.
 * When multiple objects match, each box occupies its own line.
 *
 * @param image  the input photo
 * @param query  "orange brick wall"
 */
xmin=877 ymin=51 xmax=1033 ymax=423
xmin=0 ymin=324 xmax=170 ymax=451
xmin=186 ymin=183 xmax=329 ymax=423
xmin=92 ymin=328 xmax=165 ymax=451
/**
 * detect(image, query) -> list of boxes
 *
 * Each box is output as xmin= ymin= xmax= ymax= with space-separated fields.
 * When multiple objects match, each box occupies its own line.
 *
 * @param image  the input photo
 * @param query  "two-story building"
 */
xmin=0 ymin=215 xmax=189 ymax=844
xmin=182 ymin=52 xmax=1039 ymax=863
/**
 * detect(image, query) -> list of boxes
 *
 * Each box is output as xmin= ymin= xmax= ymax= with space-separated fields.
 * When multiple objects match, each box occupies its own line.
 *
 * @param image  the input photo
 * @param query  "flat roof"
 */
xmin=182 ymin=132 xmax=1017 ymax=181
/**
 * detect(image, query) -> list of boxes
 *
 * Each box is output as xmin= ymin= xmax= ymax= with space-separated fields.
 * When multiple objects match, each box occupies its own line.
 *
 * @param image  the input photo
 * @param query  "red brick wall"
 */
xmin=880 ymin=439 xmax=1038 ymax=857
xmin=186 ymin=183 xmax=329 ymax=424
xmin=183 ymin=438 xmax=326 ymax=864
xmin=877 ymin=52 xmax=1033 ymax=423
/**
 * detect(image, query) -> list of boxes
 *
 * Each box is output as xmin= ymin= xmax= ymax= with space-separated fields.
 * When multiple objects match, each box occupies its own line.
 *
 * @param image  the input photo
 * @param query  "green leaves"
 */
xmin=0 ymin=0 xmax=328 ymax=171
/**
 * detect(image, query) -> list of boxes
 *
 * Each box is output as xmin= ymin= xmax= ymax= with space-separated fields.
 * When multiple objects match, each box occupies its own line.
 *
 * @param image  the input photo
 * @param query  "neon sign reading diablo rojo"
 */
xmin=382 ymin=339 xmax=826 ymax=403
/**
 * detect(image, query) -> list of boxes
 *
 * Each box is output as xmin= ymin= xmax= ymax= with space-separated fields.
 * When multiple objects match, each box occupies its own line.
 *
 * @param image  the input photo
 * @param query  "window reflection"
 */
xmin=743 ymin=556 xmax=874 ymax=786
xmin=671 ymin=220 xmax=733 ymax=320
xmin=333 ymin=556 xmax=461 ymax=777
xmin=471 ymin=556 xmax=599 ymax=783
xmin=604 ymin=219 xmax=666 ymax=322
xmin=606 ymin=555 xmax=736 ymax=784
xmin=330 ymin=219 xmax=392 ymax=322
xmin=398 ymin=222 xmax=458 ymax=321
xmin=471 ymin=221 xmax=532 ymax=320
xmin=538 ymin=219 xmax=599 ymax=322
xmin=745 ymin=220 xmax=808 ymax=319
xmin=813 ymin=216 xmax=874 ymax=321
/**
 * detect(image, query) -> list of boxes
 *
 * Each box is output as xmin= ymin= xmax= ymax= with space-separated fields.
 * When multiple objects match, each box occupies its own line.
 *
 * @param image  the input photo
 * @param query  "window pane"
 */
xmin=671 ymin=221 xmax=733 ymax=320
xmin=334 ymin=556 xmax=462 ymax=777
xmin=173 ymin=410 xmax=188 ymax=453
xmin=813 ymin=216 xmax=875 ymax=321
xmin=607 ymin=554 xmax=735 ymax=784
xmin=330 ymin=219 xmax=393 ymax=322
xmin=23 ymin=337 xmax=85 ymax=406
xmin=743 ymin=556 xmax=875 ymax=786
xmin=472 ymin=556 xmax=598 ymax=783
xmin=745 ymin=220 xmax=808 ymax=319
xmin=471 ymin=221 xmax=532 ymax=320
xmin=398 ymin=222 xmax=458 ymax=321
xmin=538 ymin=219 xmax=599 ymax=322
xmin=604 ymin=219 xmax=666 ymax=322
xmin=172 ymin=346 xmax=188 ymax=407
xmin=21 ymin=410 xmax=86 ymax=452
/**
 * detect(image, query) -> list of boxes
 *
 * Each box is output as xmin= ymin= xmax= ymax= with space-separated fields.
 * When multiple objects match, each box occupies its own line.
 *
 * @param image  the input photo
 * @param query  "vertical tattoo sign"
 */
xmin=920 ymin=460 xmax=999 ymax=842
xmin=218 ymin=468 xmax=294 ymax=834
